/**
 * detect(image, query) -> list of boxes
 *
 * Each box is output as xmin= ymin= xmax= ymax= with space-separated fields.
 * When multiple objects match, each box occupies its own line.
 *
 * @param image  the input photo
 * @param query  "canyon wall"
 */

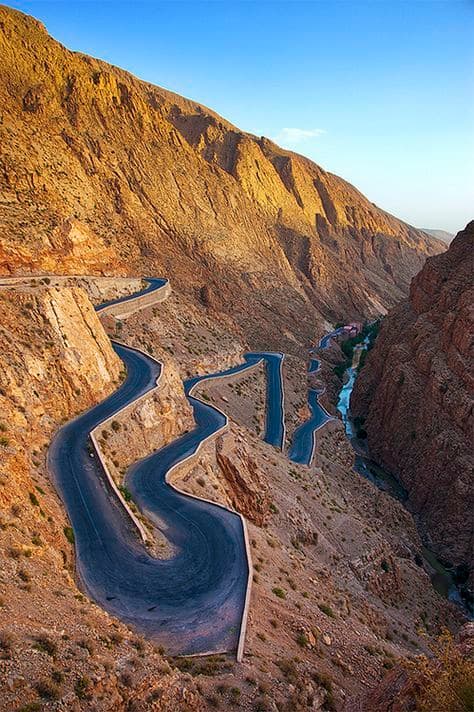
xmin=0 ymin=6 xmax=443 ymax=352
xmin=351 ymin=222 xmax=474 ymax=583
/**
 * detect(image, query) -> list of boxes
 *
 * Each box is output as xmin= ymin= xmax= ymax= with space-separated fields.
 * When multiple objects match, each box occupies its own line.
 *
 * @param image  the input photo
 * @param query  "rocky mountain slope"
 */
xmin=0 ymin=5 xmax=443 ymax=353
xmin=351 ymin=221 xmax=474 ymax=590
xmin=421 ymin=228 xmax=454 ymax=244
xmin=0 ymin=6 xmax=465 ymax=711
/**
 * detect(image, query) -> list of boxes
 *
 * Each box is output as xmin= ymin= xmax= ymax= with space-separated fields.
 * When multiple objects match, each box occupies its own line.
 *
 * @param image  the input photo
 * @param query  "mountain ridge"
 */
xmin=0 ymin=4 xmax=443 ymax=353
xmin=421 ymin=228 xmax=454 ymax=243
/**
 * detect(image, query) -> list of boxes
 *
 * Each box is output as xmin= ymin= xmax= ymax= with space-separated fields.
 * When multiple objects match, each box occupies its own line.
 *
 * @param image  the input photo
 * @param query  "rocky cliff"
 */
xmin=0 ymin=6 xmax=443 ymax=352
xmin=351 ymin=222 xmax=474 ymax=587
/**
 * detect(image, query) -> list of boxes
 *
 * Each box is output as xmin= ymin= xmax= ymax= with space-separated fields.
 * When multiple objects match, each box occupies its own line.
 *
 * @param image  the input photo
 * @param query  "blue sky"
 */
xmin=8 ymin=0 xmax=474 ymax=233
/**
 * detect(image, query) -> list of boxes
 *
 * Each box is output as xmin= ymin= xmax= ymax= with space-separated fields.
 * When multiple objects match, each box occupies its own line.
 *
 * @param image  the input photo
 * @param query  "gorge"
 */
xmin=350 ymin=221 xmax=474 ymax=610
xmin=0 ymin=5 xmax=472 ymax=712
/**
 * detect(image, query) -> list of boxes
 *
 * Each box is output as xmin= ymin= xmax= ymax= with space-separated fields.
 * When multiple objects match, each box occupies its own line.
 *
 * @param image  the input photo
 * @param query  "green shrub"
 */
xmin=119 ymin=486 xmax=132 ymax=502
xmin=34 ymin=634 xmax=57 ymax=657
xmin=36 ymin=679 xmax=60 ymax=700
xmin=407 ymin=629 xmax=474 ymax=712
xmin=318 ymin=603 xmax=336 ymax=618
xmin=230 ymin=687 xmax=241 ymax=699
xmin=64 ymin=526 xmax=75 ymax=544
xmin=74 ymin=676 xmax=90 ymax=699
xmin=18 ymin=568 xmax=31 ymax=583
xmin=297 ymin=632 xmax=309 ymax=647
xmin=0 ymin=630 xmax=14 ymax=656
xmin=51 ymin=670 xmax=64 ymax=683
xmin=277 ymin=658 xmax=298 ymax=683
xmin=272 ymin=587 xmax=286 ymax=599
xmin=77 ymin=638 xmax=95 ymax=655
xmin=313 ymin=672 xmax=336 ymax=710
xmin=333 ymin=363 xmax=348 ymax=380
xmin=18 ymin=703 xmax=42 ymax=712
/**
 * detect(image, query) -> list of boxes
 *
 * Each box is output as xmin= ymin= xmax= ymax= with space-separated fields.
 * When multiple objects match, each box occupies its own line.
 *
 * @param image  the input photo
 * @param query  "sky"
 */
xmin=8 ymin=0 xmax=474 ymax=233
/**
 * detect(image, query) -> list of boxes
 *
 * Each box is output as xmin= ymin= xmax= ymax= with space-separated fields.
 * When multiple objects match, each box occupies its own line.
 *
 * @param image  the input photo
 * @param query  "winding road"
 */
xmin=94 ymin=277 xmax=168 ymax=313
xmin=49 ymin=342 xmax=251 ymax=656
xmin=288 ymin=378 xmax=331 ymax=465
xmin=288 ymin=328 xmax=343 ymax=465
xmin=48 ymin=282 xmax=287 ymax=658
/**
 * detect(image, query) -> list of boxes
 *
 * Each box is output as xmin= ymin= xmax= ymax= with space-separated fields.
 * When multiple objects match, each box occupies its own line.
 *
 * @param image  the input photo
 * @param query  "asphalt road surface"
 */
xmin=289 ymin=329 xmax=344 ymax=465
xmin=288 ymin=387 xmax=330 ymax=465
xmin=49 ymin=342 xmax=249 ymax=655
xmin=95 ymin=277 xmax=167 ymax=312
xmin=245 ymin=352 xmax=285 ymax=449
xmin=49 ymin=279 xmax=286 ymax=654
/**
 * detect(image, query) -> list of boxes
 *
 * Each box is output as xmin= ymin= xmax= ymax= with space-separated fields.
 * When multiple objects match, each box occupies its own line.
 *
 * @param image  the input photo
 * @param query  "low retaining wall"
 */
xmin=89 ymin=340 xmax=166 ymax=545
xmin=278 ymin=353 xmax=287 ymax=451
xmin=98 ymin=280 xmax=171 ymax=319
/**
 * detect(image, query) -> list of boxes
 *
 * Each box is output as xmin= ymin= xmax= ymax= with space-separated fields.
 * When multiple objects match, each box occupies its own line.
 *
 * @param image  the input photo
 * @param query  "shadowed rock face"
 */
xmin=0 ymin=6 xmax=442 ymax=351
xmin=351 ymin=221 xmax=474 ymax=583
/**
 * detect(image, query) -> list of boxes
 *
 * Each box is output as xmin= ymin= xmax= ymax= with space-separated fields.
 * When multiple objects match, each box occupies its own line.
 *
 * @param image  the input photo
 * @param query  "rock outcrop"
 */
xmin=0 ymin=6 xmax=443 ymax=353
xmin=351 ymin=222 xmax=474 ymax=586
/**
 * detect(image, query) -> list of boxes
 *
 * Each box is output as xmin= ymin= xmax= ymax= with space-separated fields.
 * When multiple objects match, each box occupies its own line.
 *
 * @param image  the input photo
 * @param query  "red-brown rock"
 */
xmin=351 ymin=222 xmax=474 ymax=584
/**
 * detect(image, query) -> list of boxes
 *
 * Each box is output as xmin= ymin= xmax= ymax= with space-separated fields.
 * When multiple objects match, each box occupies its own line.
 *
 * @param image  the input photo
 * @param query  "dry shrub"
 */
xmin=405 ymin=629 xmax=474 ymax=712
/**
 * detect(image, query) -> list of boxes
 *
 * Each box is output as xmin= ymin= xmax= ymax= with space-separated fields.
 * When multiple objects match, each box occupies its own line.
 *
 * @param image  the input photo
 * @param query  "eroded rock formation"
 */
xmin=351 ymin=222 xmax=474 ymax=585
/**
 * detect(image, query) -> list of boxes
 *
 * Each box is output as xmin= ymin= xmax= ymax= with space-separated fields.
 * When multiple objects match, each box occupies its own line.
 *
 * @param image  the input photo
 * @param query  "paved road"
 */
xmin=47 ymin=266 xmax=291 ymax=656
xmin=288 ymin=388 xmax=331 ymax=465
xmin=49 ymin=342 xmax=249 ymax=655
xmin=289 ymin=328 xmax=344 ymax=465
xmin=317 ymin=326 xmax=346 ymax=349
xmin=309 ymin=358 xmax=320 ymax=373
xmin=49 ymin=274 xmax=286 ymax=655
xmin=246 ymin=352 xmax=285 ymax=449
xmin=187 ymin=351 xmax=286 ymax=450
xmin=95 ymin=277 xmax=167 ymax=312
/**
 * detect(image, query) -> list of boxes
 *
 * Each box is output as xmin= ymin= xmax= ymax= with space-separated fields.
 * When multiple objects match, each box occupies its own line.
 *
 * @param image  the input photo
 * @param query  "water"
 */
xmin=336 ymin=340 xmax=368 ymax=439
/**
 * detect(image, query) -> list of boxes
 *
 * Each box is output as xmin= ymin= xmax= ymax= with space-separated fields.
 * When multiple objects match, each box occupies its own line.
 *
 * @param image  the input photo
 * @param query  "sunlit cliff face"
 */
xmin=0 ymin=5 xmax=443 ymax=357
